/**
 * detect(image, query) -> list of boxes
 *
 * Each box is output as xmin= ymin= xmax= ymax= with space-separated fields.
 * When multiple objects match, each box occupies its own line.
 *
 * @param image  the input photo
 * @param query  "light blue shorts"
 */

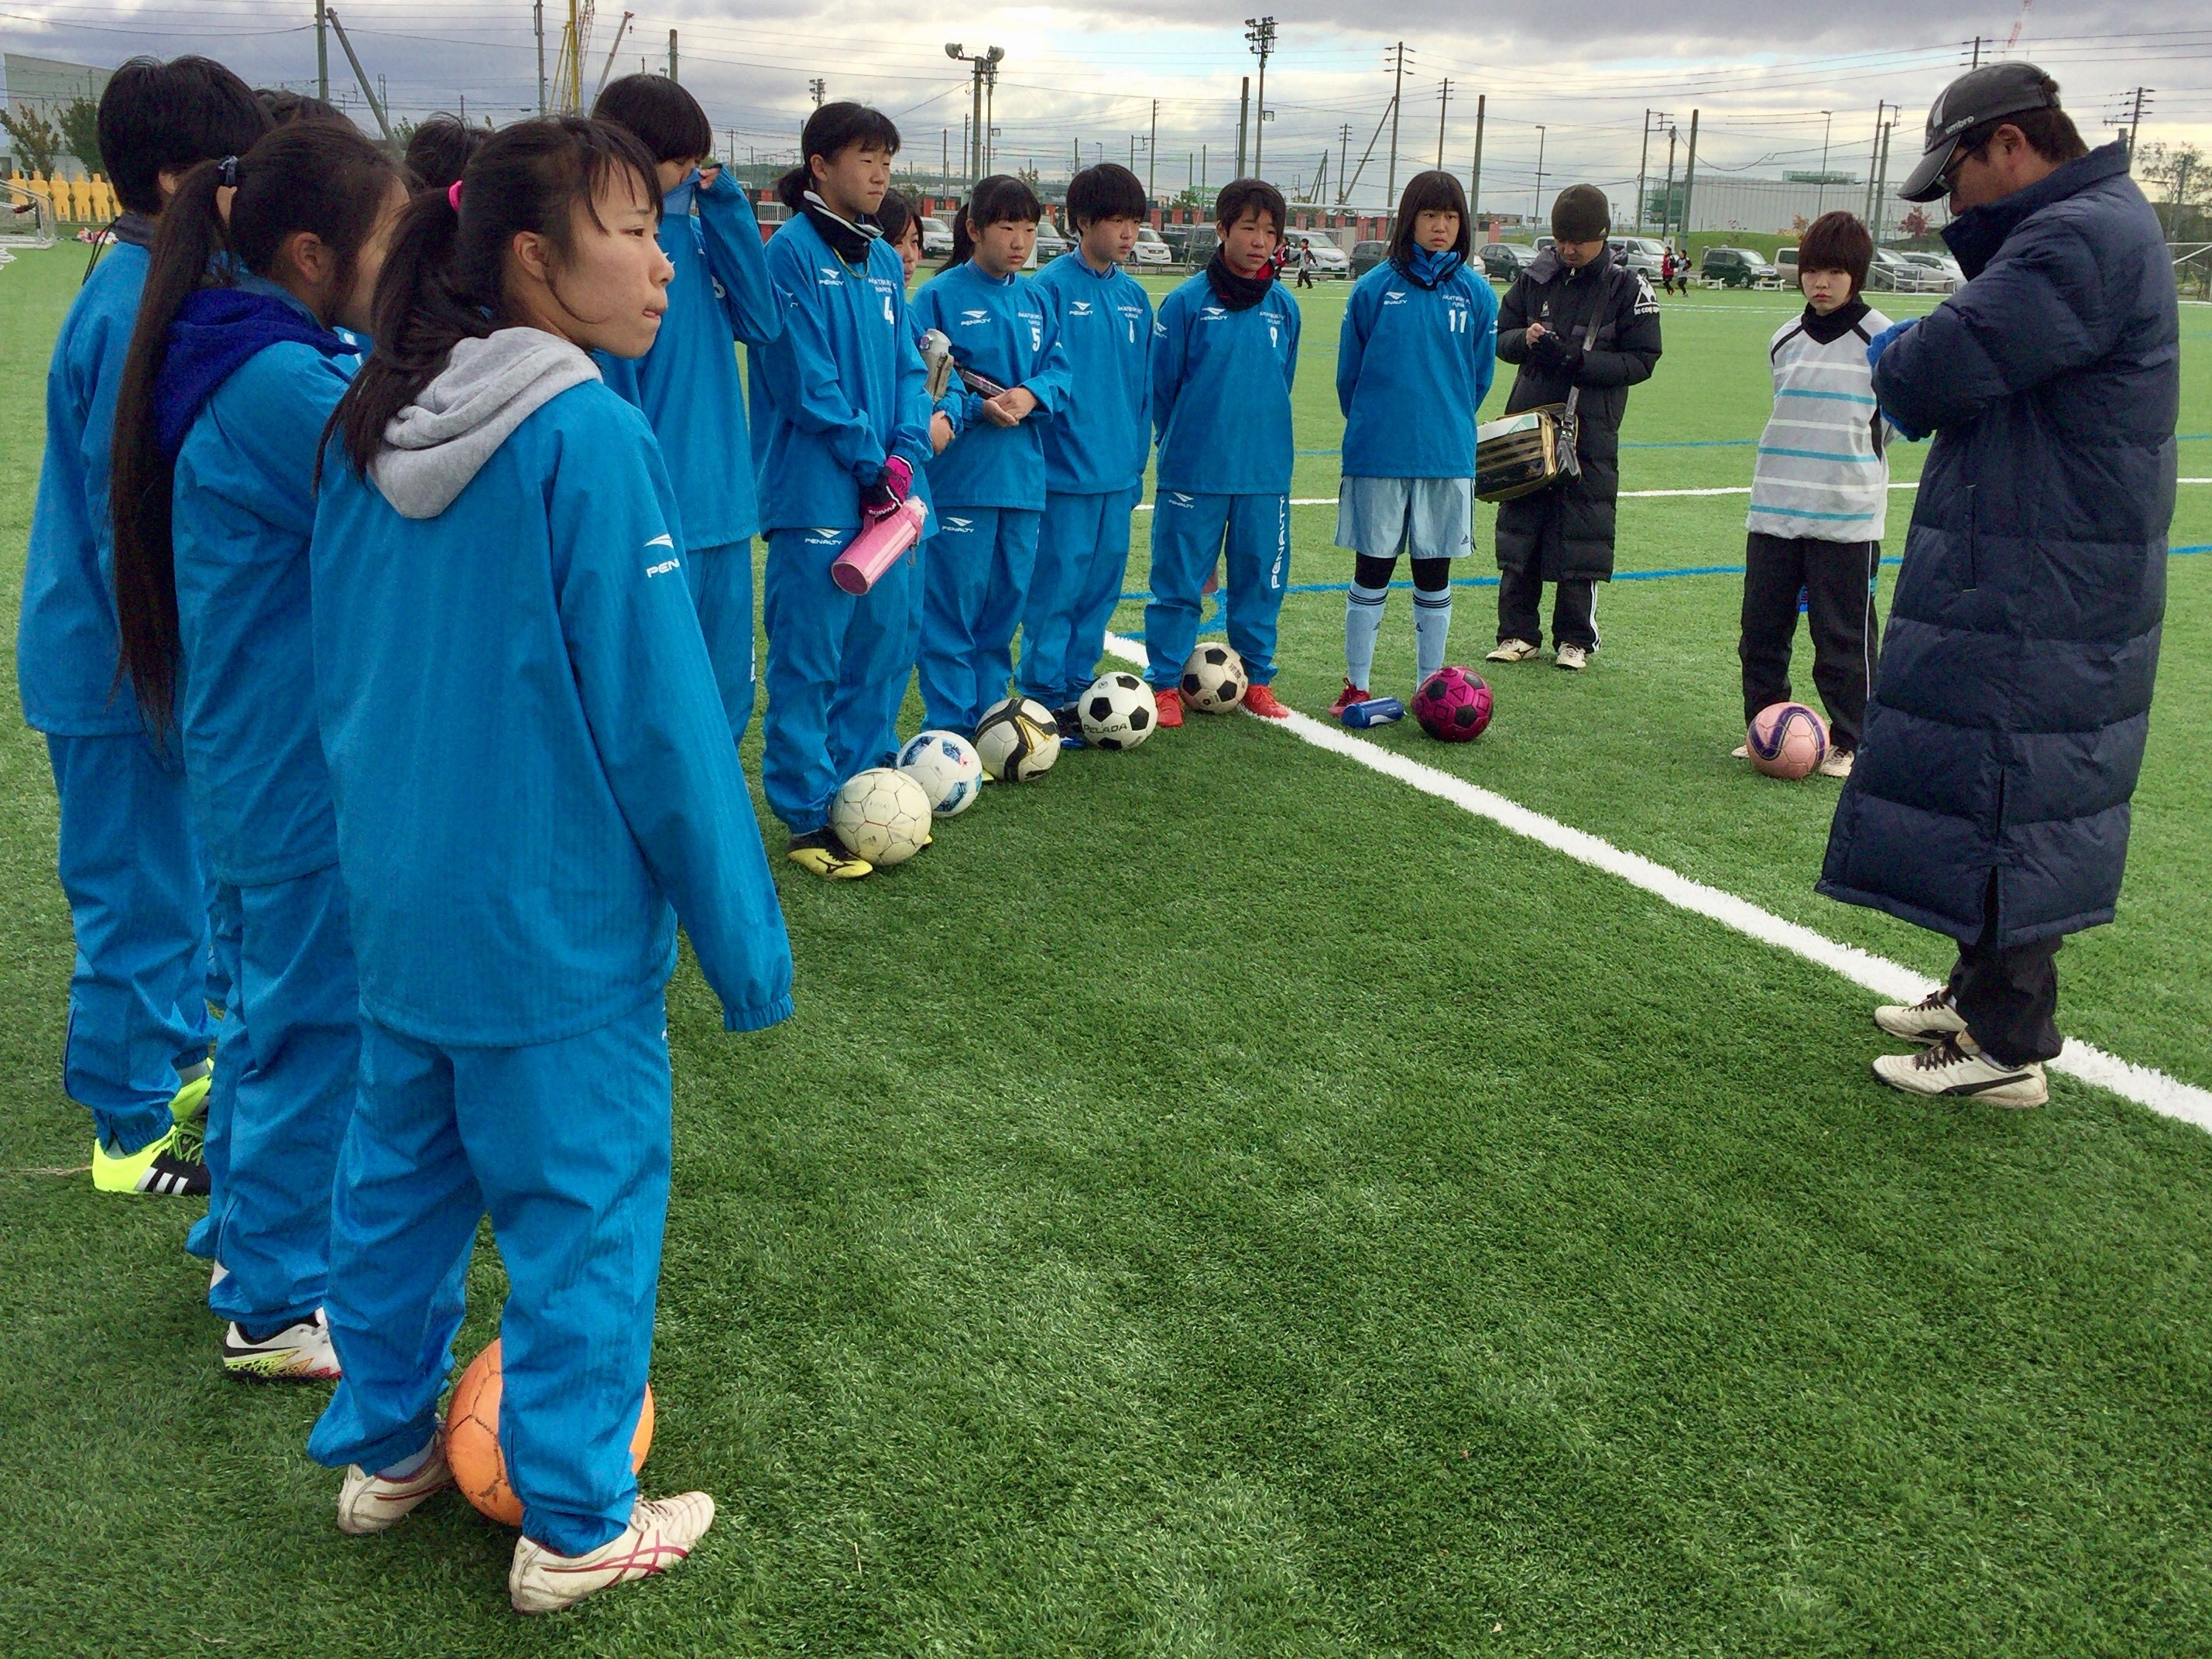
xmin=1334 ymin=475 xmax=1475 ymax=562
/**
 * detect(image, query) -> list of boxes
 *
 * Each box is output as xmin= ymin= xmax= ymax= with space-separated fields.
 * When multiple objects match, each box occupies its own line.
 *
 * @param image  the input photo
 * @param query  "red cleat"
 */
xmin=1328 ymin=681 xmax=1370 ymax=718
xmin=1154 ymin=685 xmax=1185 ymax=728
xmin=1243 ymin=684 xmax=1290 ymax=720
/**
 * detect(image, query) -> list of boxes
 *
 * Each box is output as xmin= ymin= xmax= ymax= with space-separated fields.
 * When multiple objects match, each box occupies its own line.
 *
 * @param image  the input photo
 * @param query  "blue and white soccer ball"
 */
xmin=897 ymin=729 xmax=983 ymax=817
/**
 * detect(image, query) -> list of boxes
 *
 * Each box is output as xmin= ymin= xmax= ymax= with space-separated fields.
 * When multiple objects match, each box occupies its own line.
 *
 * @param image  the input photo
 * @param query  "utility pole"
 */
xmin=1969 ymin=35 xmax=1984 ymax=68
xmin=1436 ymin=78 xmax=1451 ymax=170
xmin=667 ymin=29 xmax=677 ymax=81
xmin=809 ymin=77 xmax=825 ymax=107
xmin=1816 ymin=109 xmax=1833 ymax=216
xmin=1236 ymin=77 xmax=1250 ymax=177
xmin=945 ymin=44 xmax=1004 ymax=187
xmin=1681 ymin=108 xmax=1700 ymax=245
xmin=316 ymin=0 xmax=330 ymax=102
xmin=2120 ymin=86 xmax=2151 ymax=165
xmin=1531 ymin=123 xmax=1546 ymax=220
xmin=1637 ymin=109 xmax=1653 ymax=235
xmin=1246 ymin=17 xmax=1276 ymax=173
xmin=1659 ymin=124 xmax=1678 ymax=244
xmin=1470 ymin=94 xmax=1484 ymax=220
xmin=323 ymin=9 xmax=392 ymax=141
xmin=1336 ymin=122 xmax=1351 ymax=205
xmin=1871 ymin=118 xmax=1893 ymax=240
xmin=985 ymin=55 xmax=998 ymax=173
xmin=1149 ymin=98 xmax=1158 ymax=201
xmin=1864 ymin=101 xmax=1891 ymax=221
xmin=1384 ymin=41 xmax=1411 ymax=214
xmin=533 ymin=0 xmax=546 ymax=115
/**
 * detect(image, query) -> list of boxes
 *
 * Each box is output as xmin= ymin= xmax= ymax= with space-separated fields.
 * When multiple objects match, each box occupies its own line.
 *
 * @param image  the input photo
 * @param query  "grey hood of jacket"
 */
xmin=370 ymin=327 xmax=600 ymax=519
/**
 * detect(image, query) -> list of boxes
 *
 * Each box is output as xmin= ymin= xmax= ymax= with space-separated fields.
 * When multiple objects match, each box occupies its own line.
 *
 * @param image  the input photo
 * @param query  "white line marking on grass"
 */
xmin=1102 ymin=631 xmax=2212 ymax=1132
xmin=1136 ymin=481 xmax=2209 ymax=511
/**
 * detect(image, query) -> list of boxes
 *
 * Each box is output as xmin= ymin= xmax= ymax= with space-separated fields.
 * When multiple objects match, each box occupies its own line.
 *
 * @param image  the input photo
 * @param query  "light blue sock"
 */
xmin=377 ymin=1438 xmax=438 ymax=1480
xmin=1346 ymin=582 xmax=1388 ymax=688
xmin=1413 ymin=589 xmax=1453 ymax=683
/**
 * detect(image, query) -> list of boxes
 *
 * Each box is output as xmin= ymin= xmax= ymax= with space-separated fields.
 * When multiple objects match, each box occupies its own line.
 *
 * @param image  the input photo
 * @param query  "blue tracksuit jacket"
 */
xmin=1336 ymin=256 xmax=1500 ymax=478
xmin=20 ymin=241 xmax=150 ymax=735
xmin=752 ymin=217 xmax=931 ymax=532
xmin=173 ymin=334 xmax=356 ymax=885
xmin=911 ymin=260 xmax=1072 ymax=509
xmin=311 ymin=382 xmax=794 ymax=1044
xmin=1152 ymin=271 xmax=1300 ymax=496
xmin=1030 ymin=249 xmax=1152 ymax=494
xmin=595 ymin=168 xmax=779 ymax=549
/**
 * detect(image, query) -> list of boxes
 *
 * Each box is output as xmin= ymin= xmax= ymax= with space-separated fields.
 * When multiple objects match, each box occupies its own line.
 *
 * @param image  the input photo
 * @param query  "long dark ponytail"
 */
xmin=111 ymin=120 xmax=399 ymax=731
xmin=944 ymin=173 xmax=1042 ymax=271
xmin=329 ymin=115 xmax=660 ymax=484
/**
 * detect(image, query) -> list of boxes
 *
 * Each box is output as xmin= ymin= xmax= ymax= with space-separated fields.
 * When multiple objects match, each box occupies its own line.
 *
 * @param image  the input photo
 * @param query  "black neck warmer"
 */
xmin=801 ymin=193 xmax=881 ymax=265
xmin=1800 ymin=296 xmax=1872 ymax=344
xmin=1206 ymin=248 xmax=1277 ymax=311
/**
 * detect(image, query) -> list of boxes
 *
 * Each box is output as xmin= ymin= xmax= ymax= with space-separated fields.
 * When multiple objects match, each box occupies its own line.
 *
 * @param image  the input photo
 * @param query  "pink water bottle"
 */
xmin=830 ymin=496 xmax=928 ymax=595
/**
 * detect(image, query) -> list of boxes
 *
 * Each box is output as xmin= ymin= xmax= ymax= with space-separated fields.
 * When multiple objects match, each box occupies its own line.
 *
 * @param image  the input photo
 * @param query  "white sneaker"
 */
xmin=221 ymin=1308 xmax=342 ymax=1380
xmin=1487 ymin=639 xmax=1540 ymax=663
xmin=337 ymin=1434 xmax=455 ymax=1535
xmin=1874 ymin=985 xmax=1968 ymax=1044
xmin=509 ymin=1493 xmax=716 ymax=1615
xmin=1554 ymin=643 xmax=1588 ymax=672
xmin=1818 ymin=747 xmax=1854 ymax=778
xmin=1872 ymin=1033 xmax=2047 ymax=1109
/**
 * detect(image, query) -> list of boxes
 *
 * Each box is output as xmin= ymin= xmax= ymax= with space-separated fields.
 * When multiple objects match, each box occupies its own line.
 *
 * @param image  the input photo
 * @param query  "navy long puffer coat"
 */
xmin=1819 ymin=142 xmax=2179 ymax=947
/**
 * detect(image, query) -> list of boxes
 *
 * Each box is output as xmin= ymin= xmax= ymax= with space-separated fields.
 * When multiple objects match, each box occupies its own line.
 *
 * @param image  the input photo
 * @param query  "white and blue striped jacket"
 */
xmin=1746 ymin=301 xmax=1895 ymax=543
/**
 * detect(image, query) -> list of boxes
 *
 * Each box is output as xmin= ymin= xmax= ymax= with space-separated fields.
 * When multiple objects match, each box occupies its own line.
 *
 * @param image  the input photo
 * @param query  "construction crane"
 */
xmin=2003 ymin=0 xmax=2033 ymax=53
xmin=552 ymin=0 xmax=595 ymax=112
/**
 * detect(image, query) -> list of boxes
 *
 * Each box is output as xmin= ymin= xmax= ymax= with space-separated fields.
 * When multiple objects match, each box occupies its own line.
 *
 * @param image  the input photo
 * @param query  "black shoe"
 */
xmin=1054 ymin=704 xmax=1088 ymax=749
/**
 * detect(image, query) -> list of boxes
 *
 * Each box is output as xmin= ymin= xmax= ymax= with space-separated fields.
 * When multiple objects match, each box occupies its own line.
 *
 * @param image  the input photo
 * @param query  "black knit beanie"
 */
xmin=1551 ymin=183 xmax=1610 ymax=244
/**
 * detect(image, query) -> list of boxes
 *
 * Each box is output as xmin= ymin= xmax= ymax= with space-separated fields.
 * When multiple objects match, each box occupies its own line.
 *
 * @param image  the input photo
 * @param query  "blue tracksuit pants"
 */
xmin=307 ymin=989 xmax=672 ymax=1557
xmin=1142 ymin=492 xmax=1290 ymax=691
xmin=688 ymin=539 xmax=756 ymax=745
xmin=762 ymin=526 xmax=914 ymax=835
xmin=198 ymin=865 xmax=360 ymax=1329
xmin=1019 ymin=486 xmax=1140 ymax=710
xmin=841 ymin=532 xmax=924 ymax=770
xmin=46 ymin=731 xmax=214 ymax=1153
xmin=919 ymin=506 xmax=1042 ymax=735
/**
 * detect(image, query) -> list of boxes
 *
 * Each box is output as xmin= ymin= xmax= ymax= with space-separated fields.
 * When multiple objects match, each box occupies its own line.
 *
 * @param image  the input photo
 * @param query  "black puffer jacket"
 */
xmin=1819 ymin=144 xmax=2177 ymax=947
xmin=1493 ymin=246 xmax=1663 ymax=581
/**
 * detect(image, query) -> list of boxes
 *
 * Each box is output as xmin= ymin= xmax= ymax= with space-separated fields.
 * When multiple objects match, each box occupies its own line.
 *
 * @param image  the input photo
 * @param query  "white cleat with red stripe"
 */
xmin=508 ymin=1493 xmax=715 ymax=1615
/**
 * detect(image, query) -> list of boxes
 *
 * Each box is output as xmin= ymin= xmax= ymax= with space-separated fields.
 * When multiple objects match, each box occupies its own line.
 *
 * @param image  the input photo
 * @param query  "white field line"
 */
xmin=1135 ymin=480 xmax=2211 ymax=512
xmin=1101 ymin=631 xmax=2212 ymax=1131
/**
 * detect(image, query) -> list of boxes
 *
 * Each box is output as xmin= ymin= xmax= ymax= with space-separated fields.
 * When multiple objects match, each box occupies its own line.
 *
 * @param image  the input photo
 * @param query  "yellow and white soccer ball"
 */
xmin=973 ymin=696 xmax=1060 ymax=782
xmin=830 ymin=767 xmax=934 ymax=866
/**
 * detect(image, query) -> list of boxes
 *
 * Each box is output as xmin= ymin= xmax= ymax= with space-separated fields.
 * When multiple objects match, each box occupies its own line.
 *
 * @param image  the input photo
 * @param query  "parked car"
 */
xmin=1283 ymin=228 xmax=1351 ymax=278
xmin=1896 ymin=249 xmax=1965 ymax=292
xmin=1480 ymin=242 xmax=1540 ymax=279
xmin=753 ymin=198 xmax=790 ymax=245
xmin=1157 ymin=223 xmax=1199 ymax=262
xmin=1775 ymin=245 xmax=1799 ymax=283
xmin=1350 ymin=238 xmax=1388 ymax=276
xmin=921 ymin=215 xmax=953 ymax=256
xmin=1701 ymin=245 xmax=1779 ymax=287
xmin=1130 ymin=225 xmax=1173 ymax=266
xmin=1026 ymin=223 xmax=1072 ymax=268
xmin=1608 ymin=235 xmax=1665 ymax=276
xmin=1181 ymin=225 xmax=1219 ymax=267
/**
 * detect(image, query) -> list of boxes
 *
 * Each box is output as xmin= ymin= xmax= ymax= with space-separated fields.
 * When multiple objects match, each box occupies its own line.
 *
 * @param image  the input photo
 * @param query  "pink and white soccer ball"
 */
xmin=1413 ymin=667 xmax=1494 ymax=742
xmin=1747 ymin=701 xmax=1829 ymax=780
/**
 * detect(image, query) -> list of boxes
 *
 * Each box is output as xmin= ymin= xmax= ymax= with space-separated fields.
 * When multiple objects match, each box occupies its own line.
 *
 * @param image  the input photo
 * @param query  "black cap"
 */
xmin=1898 ymin=62 xmax=2061 ymax=202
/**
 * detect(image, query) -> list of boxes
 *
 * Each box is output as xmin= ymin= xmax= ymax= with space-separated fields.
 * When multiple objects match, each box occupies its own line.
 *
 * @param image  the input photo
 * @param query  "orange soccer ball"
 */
xmin=445 ymin=1338 xmax=654 ymax=1526
xmin=1746 ymin=701 xmax=1830 ymax=780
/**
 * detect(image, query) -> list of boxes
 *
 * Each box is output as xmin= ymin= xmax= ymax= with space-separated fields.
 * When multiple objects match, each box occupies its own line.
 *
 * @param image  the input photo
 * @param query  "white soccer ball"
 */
xmin=1180 ymin=643 xmax=1247 ymax=714
xmin=973 ymin=695 xmax=1060 ymax=782
xmin=1079 ymin=671 xmax=1157 ymax=751
xmin=830 ymin=767 xmax=934 ymax=867
xmin=897 ymin=729 xmax=983 ymax=817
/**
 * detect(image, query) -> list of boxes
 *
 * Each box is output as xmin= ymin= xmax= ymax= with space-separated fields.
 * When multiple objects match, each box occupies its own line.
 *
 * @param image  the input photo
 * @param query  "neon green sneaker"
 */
xmin=91 ymin=1119 xmax=209 ymax=1196
xmin=171 ymin=1058 xmax=213 ymax=1124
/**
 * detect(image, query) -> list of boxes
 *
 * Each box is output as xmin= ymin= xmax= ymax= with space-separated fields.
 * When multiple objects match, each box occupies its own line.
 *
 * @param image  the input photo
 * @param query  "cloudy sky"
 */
xmin=2 ymin=1 xmax=2200 ymax=211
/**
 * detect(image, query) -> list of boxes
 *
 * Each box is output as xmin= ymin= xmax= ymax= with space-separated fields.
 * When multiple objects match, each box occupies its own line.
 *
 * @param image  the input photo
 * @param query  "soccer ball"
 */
xmin=974 ymin=695 xmax=1060 ymax=781
xmin=448 ymin=1339 xmax=653 ymax=1527
xmin=1414 ymin=667 xmax=1494 ymax=742
xmin=831 ymin=767 xmax=934 ymax=865
xmin=1180 ymin=643 xmax=1247 ymax=713
xmin=1079 ymin=672 xmax=1157 ymax=750
xmin=1747 ymin=701 xmax=1829 ymax=780
xmin=897 ymin=729 xmax=983 ymax=816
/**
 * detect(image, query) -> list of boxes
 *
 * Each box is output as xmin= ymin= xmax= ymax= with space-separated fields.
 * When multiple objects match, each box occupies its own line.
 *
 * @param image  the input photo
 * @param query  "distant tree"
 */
xmin=1898 ymin=205 xmax=1931 ymax=239
xmin=57 ymin=94 xmax=102 ymax=177
xmin=2138 ymin=142 xmax=2205 ymax=240
xmin=0 ymin=103 xmax=64 ymax=178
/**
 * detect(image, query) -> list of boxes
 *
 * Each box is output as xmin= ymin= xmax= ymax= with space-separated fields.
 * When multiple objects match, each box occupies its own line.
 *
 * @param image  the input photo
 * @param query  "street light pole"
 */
xmin=1816 ymin=109 xmax=1832 ymax=216
xmin=1532 ymin=124 xmax=1546 ymax=221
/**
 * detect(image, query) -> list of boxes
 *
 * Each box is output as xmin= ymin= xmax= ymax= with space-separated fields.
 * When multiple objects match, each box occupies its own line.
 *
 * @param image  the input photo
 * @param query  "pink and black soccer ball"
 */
xmin=1747 ymin=701 xmax=1829 ymax=779
xmin=1413 ymin=667 xmax=1494 ymax=742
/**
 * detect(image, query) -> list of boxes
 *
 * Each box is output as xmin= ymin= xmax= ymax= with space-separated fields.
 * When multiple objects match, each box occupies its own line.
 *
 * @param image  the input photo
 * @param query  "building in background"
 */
xmin=3 ymin=53 xmax=112 ymax=179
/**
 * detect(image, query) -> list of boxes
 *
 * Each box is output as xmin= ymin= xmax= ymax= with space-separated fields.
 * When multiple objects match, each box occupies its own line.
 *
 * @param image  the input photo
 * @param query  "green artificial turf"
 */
xmin=3 ymin=245 xmax=2210 ymax=1656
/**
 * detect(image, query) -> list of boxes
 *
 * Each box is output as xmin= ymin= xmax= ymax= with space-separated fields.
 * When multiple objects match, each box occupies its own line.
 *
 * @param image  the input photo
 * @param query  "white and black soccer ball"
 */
xmin=1079 ymin=672 xmax=1157 ymax=750
xmin=973 ymin=695 xmax=1061 ymax=782
xmin=897 ymin=729 xmax=983 ymax=817
xmin=1181 ymin=643 xmax=1247 ymax=714
xmin=830 ymin=767 xmax=933 ymax=866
